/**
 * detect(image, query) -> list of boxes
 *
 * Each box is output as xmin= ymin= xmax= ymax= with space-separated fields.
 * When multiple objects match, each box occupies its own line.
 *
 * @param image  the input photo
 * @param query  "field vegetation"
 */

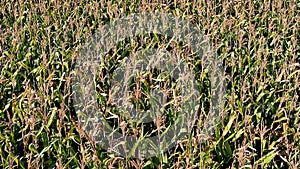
xmin=0 ymin=0 xmax=299 ymax=168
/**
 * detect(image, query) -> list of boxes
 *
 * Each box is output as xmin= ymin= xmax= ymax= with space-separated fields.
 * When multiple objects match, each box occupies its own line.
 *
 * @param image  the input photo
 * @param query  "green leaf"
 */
xmin=29 ymin=143 xmax=39 ymax=154
xmin=255 ymin=150 xmax=278 ymax=166
xmin=222 ymin=115 xmax=236 ymax=137
xmin=47 ymin=107 xmax=57 ymax=128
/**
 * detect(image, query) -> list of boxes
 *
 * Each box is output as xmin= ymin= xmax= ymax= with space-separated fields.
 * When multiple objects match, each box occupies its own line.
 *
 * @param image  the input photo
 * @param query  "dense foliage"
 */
xmin=0 ymin=0 xmax=299 ymax=168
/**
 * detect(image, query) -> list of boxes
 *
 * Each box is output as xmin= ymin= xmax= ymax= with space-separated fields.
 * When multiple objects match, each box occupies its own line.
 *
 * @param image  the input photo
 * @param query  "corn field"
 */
xmin=0 ymin=0 xmax=299 ymax=168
